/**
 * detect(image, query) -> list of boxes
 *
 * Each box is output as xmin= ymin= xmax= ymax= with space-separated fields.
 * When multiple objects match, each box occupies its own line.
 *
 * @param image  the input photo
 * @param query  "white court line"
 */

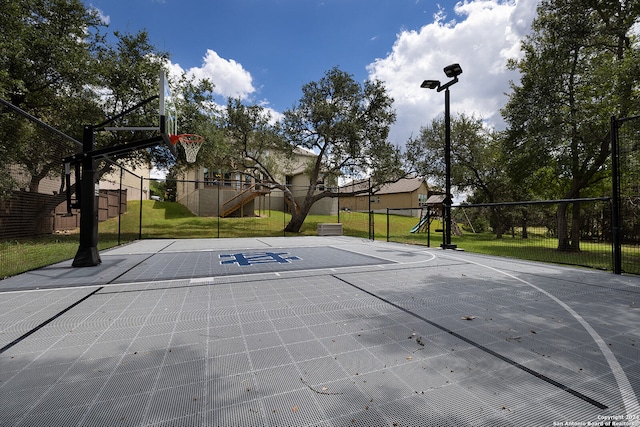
xmin=328 ymin=245 xmax=437 ymax=265
xmin=441 ymin=252 xmax=640 ymax=416
xmin=189 ymin=277 xmax=214 ymax=284
xmin=0 ymin=285 xmax=102 ymax=295
xmin=2 ymin=245 xmax=439 ymax=294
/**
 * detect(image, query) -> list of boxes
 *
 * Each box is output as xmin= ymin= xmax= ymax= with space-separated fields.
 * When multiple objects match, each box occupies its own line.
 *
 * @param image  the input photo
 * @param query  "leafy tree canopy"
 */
xmin=0 ymin=0 xmax=105 ymax=194
xmin=224 ymin=67 xmax=404 ymax=232
xmin=407 ymin=113 xmax=509 ymax=203
xmin=0 ymin=0 xmax=218 ymax=193
xmin=282 ymin=67 xmax=403 ymax=191
xmin=501 ymin=0 xmax=640 ymax=250
xmin=503 ymin=0 xmax=640 ymax=197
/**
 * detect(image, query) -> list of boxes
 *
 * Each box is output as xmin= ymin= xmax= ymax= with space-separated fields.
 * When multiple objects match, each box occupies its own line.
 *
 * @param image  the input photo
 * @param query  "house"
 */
xmin=339 ymin=177 xmax=431 ymax=215
xmin=174 ymin=167 xmax=267 ymax=217
xmin=174 ymin=147 xmax=338 ymax=217
xmin=99 ymin=161 xmax=152 ymax=202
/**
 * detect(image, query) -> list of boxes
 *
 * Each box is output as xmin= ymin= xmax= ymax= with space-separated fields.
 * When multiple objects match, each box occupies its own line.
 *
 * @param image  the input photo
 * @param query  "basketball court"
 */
xmin=1 ymin=236 xmax=639 ymax=426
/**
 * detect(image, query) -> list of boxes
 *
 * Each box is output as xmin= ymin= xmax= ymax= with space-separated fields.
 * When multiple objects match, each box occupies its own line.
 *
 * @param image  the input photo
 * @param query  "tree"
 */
xmin=502 ymin=0 xmax=640 ymax=251
xmin=223 ymin=98 xmax=301 ymax=221
xmin=281 ymin=68 xmax=403 ymax=232
xmin=0 ymin=0 xmax=105 ymax=193
xmin=0 ymin=1 xmax=196 ymax=240
xmin=407 ymin=114 xmax=512 ymax=238
xmin=0 ymin=1 xmax=183 ymax=191
xmin=169 ymin=73 xmax=220 ymax=170
xmin=0 ymin=0 xmax=103 ymax=110
xmin=225 ymin=67 xmax=404 ymax=233
xmin=93 ymin=30 xmax=170 ymax=171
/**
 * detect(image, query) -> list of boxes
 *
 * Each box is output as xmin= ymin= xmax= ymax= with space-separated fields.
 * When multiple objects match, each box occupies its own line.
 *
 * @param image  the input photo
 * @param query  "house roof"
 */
xmin=341 ymin=177 xmax=427 ymax=195
xmin=377 ymin=177 xmax=426 ymax=194
xmin=293 ymin=147 xmax=317 ymax=157
xmin=284 ymin=147 xmax=317 ymax=176
xmin=425 ymin=194 xmax=445 ymax=204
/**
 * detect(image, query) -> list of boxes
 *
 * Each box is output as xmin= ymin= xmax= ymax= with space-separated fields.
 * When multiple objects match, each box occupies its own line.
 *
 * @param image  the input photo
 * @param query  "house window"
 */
xmin=317 ymin=174 xmax=325 ymax=191
xmin=286 ymin=176 xmax=293 ymax=188
xmin=418 ymin=194 xmax=427 ymax=206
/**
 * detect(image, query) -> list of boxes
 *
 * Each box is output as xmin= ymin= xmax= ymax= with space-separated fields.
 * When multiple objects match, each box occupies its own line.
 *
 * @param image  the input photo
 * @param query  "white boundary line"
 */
xmin=441 ymin=252 xmax=640 ymax=415
xmin=328 ymin=245 xmax=437 ymax=265
xmin=0 ymin=285 xmax=102 ymax=295
xmin=2 ymin=245 xmax=438 ymax=294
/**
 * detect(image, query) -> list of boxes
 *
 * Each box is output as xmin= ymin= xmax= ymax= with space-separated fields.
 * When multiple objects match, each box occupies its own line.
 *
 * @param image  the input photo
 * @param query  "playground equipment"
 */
xmin=410 ymin=215 xmax=430 ymax=233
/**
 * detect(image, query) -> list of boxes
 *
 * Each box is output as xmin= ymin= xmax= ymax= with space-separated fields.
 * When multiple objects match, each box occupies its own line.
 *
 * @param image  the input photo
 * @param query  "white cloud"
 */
xmin=90 ymin=6 xmax=110 ymax=25
xmin=257 ymin=100 xmax=285 ymax=125
xmin=166 ymin=61 xmax=185 ymax=81
xmin=174 ymin=49 xmax=256 ymax=100
xmin=367 ymin=0 xmax=538 ymax=147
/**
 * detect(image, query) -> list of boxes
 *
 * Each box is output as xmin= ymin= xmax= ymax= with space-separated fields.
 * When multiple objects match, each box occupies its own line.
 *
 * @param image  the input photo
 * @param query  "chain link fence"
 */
xmin=96 ymin=163 xmax=144 ymax=247
xmin=1 ymin=99 xmax=82 ymax=278
xmin=2 ymin=96 xmax=638 ymax=278
xmin=0 ymin=98 xmax=146 ymax=277
xmin=615 ymin=115 xmax=640 ymax=274
xmin=385 ymin=198 xmax=617 ymax=271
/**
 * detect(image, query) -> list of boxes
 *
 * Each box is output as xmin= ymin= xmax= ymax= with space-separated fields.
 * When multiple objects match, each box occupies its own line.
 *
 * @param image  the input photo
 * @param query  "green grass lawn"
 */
xmin=0 ymin=233 xmax=122 ymax=279
xmin=449 ymin=232 xmax=614 ymax=270
xmin=1 ymin=200 xmax=637 ymax=278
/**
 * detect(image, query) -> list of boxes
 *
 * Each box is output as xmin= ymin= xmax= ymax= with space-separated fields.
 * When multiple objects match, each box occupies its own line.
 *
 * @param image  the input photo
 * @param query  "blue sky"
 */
xmin=88 ymin=0 xmax=539 ymax=146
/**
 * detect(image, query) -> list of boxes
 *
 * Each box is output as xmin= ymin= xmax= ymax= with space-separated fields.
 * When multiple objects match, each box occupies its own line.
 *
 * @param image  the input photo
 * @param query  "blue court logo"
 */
xmin=219 ymin=252 xmax=302 ymax=266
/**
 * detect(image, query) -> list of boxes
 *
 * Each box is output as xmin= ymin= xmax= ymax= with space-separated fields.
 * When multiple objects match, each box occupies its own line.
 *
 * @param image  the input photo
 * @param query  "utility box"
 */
xmin=317 ymin=223 xmax=343 ymax=236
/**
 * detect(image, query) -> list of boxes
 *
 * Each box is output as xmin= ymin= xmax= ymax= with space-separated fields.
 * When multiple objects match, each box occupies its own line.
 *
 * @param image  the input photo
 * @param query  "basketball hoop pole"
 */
xmin=68 ymin=132 xmax=167 ymax=267
xmin=66 ymin=75 xmax=192 ymax=267
xmin=68 ymin=94 xmax=166 ymax=267
xmin=72 ymin=125 xmax=101 ymax=267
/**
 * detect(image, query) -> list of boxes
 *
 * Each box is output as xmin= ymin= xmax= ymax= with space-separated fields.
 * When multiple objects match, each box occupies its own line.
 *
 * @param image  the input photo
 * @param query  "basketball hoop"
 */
xmin=171 ymin=134 xmax=204 ymax=163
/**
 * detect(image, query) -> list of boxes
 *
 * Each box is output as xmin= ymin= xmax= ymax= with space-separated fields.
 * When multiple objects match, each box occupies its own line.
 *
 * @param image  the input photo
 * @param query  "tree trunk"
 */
xmin=570 ymin=200 xmax=581 ymax=251
xmin=521 ymin=210 xmax=528 ymax=239
xmin=284 ymin=210 xmax=308 ymax=233
xmin=558 ymin=199 xmax=582 ymax=252
xmin=557 ymin=202 xmax=572 ymax=251
xmin=28 ymin=163 xmax=57 ymax=194
xmin=491 ymin=207 xmax=503 ymax=239
xmin=21 ymin=192 xmax=66 ymax=237
xmin=282 ymin=185 xmax=306 ymax=233
xmin=283 ymin=186 xmax=331 ymax=233
xmin=284 ymin=195 xmax=315 ymax=233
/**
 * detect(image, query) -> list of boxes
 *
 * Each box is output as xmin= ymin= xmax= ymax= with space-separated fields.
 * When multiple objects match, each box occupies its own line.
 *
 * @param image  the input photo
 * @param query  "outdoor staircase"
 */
xmin=221 ymin=184 xmax=271 ymax=218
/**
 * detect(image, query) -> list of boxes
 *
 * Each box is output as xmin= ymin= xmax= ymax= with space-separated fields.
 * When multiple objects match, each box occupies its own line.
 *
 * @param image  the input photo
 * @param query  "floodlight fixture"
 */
xmin=443 ymin=63 xmax=463 ymax=78
xmin=421 ymin=80 xmax=440 ymax=90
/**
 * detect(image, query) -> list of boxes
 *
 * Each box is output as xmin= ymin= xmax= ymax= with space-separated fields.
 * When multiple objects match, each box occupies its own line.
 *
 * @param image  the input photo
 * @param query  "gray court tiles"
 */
xmin=0 ymin=236 xmax=639 ymax=426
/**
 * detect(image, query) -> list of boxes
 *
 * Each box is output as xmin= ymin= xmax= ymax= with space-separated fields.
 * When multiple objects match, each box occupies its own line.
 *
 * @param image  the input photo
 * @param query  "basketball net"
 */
xmin=171 ymin=134 xmax=204 ymax=163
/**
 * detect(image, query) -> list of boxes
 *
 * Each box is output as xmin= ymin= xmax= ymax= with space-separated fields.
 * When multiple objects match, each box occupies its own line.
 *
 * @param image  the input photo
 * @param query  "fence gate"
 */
xmin=611 ymin=115 xmax=640 ymax=274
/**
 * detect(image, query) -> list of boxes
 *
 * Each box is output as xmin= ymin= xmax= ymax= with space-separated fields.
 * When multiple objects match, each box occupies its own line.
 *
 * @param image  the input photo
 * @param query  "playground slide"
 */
xmin=410 ymin=216 xmax=428 ymax=233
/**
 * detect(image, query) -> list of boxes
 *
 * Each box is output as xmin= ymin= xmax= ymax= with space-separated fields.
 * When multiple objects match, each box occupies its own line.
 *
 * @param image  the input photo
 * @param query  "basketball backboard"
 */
xmin=159 ymin=70 xmax=178 ymax=156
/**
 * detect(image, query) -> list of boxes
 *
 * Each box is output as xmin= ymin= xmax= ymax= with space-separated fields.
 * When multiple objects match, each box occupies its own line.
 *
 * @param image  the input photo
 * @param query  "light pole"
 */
xmin=421 ymin=63 xmax=462 ymax=250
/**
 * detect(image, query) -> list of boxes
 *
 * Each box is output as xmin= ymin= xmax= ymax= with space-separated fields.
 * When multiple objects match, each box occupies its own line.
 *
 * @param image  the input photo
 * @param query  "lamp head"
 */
xmin=443 ymin=63 xmax=462 ymax=78
xmin=420 ymin=80 xmax=440 ymax=90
